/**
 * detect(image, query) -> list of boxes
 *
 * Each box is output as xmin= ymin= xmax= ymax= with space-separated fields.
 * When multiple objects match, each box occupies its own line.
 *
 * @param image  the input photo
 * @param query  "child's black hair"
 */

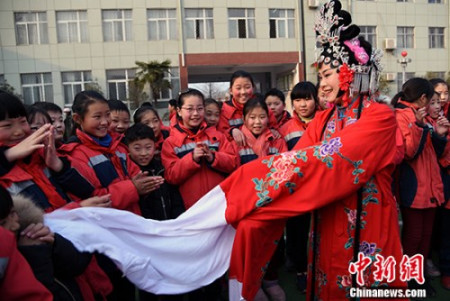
xmin=33 ymin=102 xmax=63 ymax=114
xmin=264 ymin=88 xmax=286 ymax=104
xmin=391 ymin=78 xmax=434 ymax=107
xmin=429 ymin=78 xmax=449 ymax=89
xmin=0 ymin=91 xmax=27 ymax=121
xmin=205 ymin=98 xmax=222 ymax=110
xmin=168 ymin=98 xmax=177 ymax=107
xmin=0 ymin=185 xmax=13 ymax=220
xmin=290 ymin=81 xmax=319 ymax=105
xmin=229 ymin=70 xmax=255 ymax=89
xmin=108 ymin=99 xmax=130 ymax=115
xmin=133 ymin=106 xmax=161 ymax=124
xmin=176 ymin=88 xmax=205 ymax=109
xmin=27 ymin=105 xmax=52 ymax=127
xmin=243 ymin=94 xmax=269 ymax=118
xmin=125 ymin=123 xmax=156 ymax=145
xmin=71 ymin=90 xmax=108 ymax=135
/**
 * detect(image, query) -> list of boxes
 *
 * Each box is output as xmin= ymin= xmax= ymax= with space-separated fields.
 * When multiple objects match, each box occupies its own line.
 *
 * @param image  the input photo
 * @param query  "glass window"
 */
xmin=397 ymin=72 xmax=415 ymax=91
xmin=429 ymin=27 xmax=444 ymax=48
xmin=360 ymin=26 xmax=377 ymax=47
xmin=428 ymin=0 xmax=442 ymax=3
xmin=228 ymin=8 xmax=255 ymax=39
xmin=21 ymin=73 xmax=53 ymax=104
xmin=160 ymin=67 xmax=180 ymax=100
xmin=61 ymin=71 xmax=93 ymax=105
xmin=185 ymin=8 xmax=214 ymax=39
xmin=269 ymin=9 xmax=294 ymax=39
xmin=56 ymin=11 xmax=88 ymax=43
xmin=397 ymin=26 xmax=414 ymax=48
xmin=14 ymin=12 xmax=49 ymax=45
xmin=102 ymin=9 xmax=132 ymax=42
xmin=147 ymin=9 xmax=177 ymax=40
xmin=106 ymin=69 xmax=136 ymax=108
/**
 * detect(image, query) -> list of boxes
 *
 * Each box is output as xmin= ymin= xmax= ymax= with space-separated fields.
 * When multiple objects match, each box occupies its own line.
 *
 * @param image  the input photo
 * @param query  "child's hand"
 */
xmin=270 ymin=129 xmax=281 ymax=139
xmin=43 ymin=125 xmax=63 ymax=172
xmin=4 ymin=124 xmax=51 ymax=162
xmin=231 ymin=128 xmax=247 ymax=147
xmin=192 ymin=145 xmax=205 ymax=163
xmin=18 ymin=222 xmax=54 ymax=246
xmin=435 ymin=116 xmax=450 ymax=137
xmin=200 ymin=144 xmax=214 ymax=163
xmin=412 ymin=107 xmax=427 ymax=126
xmin=80 ymin=194 xmax=112 ymax=208
xmin=132 ymin=172 xmax=164 ymax=195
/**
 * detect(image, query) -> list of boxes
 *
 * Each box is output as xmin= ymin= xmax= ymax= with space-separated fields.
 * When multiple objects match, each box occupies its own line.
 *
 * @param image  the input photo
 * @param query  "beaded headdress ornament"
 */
xmin=314 ymin=0 xmax=383 ymax=95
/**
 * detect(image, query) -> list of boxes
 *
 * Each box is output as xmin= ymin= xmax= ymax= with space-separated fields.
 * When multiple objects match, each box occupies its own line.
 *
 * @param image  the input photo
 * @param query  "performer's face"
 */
xmin=318 ymin=64 xmax=341 ymax=105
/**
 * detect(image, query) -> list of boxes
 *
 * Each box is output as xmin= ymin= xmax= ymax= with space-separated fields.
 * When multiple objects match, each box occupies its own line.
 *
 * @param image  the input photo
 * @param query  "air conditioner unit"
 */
xmin=384 ymin=38 xmax=396 ymax=50
xmin=308 ymin=0 xmax=320 ymax=8
xmin=385 ymin=72 xmax=396 ymax=82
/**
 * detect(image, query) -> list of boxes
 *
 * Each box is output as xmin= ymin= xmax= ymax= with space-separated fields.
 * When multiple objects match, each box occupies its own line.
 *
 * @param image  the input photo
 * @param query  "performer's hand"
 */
xmin=19 ymin=222 xmax=54 ymax=245
xmin=80 ymin=195 xmax=112 ymax=208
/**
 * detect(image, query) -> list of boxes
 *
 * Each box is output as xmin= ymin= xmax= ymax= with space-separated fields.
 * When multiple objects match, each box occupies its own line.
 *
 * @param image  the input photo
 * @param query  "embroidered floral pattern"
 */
xmin=319 ymin=137 xmax=343 ymax=157
xmin=326 ymin=119 xmax=336 ymax=133
xmin=360 ymin=241 xmax=377 ymax=256
xmin=338 ymin=63 xmax=354 ymax=106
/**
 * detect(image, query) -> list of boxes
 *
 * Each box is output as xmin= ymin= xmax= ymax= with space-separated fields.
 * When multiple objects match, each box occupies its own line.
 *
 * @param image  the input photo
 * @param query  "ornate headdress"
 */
xmin=314 ymin=0 xmax=383 ymax=96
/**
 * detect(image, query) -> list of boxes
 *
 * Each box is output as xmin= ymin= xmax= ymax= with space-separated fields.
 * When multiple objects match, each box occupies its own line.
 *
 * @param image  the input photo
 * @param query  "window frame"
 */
xmin=228 ymin=8 xmax=256 ymax=39
xmin=14 ymin=12 xmax=49 ymax=45
xmin=184 ymin=8 xmax=214 ymax=39
xmin=61 ymin=71 xmax=93 ymax=105
xmin=429 ymin=27 xmax=445 ymax=49
xmin=397 ymin=26 xmax=414 ymax=48
xmin=56 ymin=10 xmax=88 ymax=43
xmin=147 ymin=9 xmax=177 ymax=40
xmin=269 ymin=9 xmax=295 ymax=39
xmin=21 ymin=73 xmax=53 ymax=104
xmin=102 ymin=9 xmax=133 ymax=42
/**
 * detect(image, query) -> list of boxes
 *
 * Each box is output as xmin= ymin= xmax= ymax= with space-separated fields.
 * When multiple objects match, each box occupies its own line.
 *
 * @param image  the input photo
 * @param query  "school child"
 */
xmin=0 ymin=92 xmax=106 ymax=212
xmin=236 ymin=95 xmax=287 ymax=300
xmin=393 ymin=78 xmax=450 ymax=294
xmin=108 ymin=99 xmax=131 ymax=134
xmin=204 ymin=98 xmax=221 ymax=128
xmin=161 ymin=88 xmax=238 ymax=210
xmin=125 ymin=123 xmax=185 ymax=220
xmin=59 ymin=90 xmax=157 ymax=214
xmin=27 ymin=105 xmax=52 ymax=133
xmin=32 ymin=102 xmax=66 ymax=145
xmin=280 ymin=82 xmax=318 ymax=150
xmin=264 ymin=88 xmax=291 ymax=128
xmin=430 ymin=78 xmax=449 ymax=116
xmin=278 ymin=81 xmax=318 ymax=294
xmin=134 ymin=106 xmax=170 ymax=159
xmin=238 ymin=96 xmax=287 ymax=165
xmin=168 ymin=98 xmax=178 ymax=127
xmin=218 ymin=70 xmax=278 ymax=146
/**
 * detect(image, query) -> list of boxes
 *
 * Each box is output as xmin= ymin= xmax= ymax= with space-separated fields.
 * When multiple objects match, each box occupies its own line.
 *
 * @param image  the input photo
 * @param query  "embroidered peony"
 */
xmin=338 ymin=63 xmax=354 ymax=106
xmin=270 ymin=152 xmax=297 ymax=184
xmin=326 ymin=119 xmax=336 ymax=132
xmin=347 ymin=209 xmax=357 ymax=226
xmin=360 ymin=241 xmax=377 ymax=256
xmin=319 ymin=137 xmax=343 ymax=157
xmin=340 ymin=274 xmax=352 ymax=287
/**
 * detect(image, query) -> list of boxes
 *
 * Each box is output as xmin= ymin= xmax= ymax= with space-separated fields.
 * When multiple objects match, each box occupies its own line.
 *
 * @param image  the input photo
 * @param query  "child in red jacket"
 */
xmin=161 ymin=88 xmax=238 ymax=210
xmin=393 ymin=78 xmax=450 ymax=294
xmin=264 ymin=88 xmax=291 ymax=128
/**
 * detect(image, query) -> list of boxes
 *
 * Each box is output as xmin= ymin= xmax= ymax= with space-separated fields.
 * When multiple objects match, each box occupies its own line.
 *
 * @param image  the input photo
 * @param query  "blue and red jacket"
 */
xmin=59 ymin=130 xmax=142 ymax=215
xmin=394 ymin=100 xmax=448 ymax=209
xmin=237 ymin=125 xmax=287 ymax=165
xmin=279 ymin=112 xmax=312 ymax=151
xmin=276 ymin=110 xmax=291 ymax=129
xmin=218 ymin=98 xmax=279 ymax=139
xmin=0 ymin=146 xmax=90 ymax=212
xmin=161 ymin=121 xmax=239 ymax=209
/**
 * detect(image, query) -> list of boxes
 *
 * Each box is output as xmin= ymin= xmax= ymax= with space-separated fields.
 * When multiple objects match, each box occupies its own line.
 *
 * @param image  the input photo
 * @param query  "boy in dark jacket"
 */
xmin=125 ymin=123 xmax=185 ymax=220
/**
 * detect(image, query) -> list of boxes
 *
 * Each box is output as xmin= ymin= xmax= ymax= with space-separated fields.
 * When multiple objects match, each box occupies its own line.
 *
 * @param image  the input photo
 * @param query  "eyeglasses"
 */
xmin=181 ymin=106 xmax=204 ymax=113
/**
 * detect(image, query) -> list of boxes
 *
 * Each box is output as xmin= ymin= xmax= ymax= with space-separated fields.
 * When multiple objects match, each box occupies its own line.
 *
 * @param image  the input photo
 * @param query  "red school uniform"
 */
xmin=276 ymin=110 xmax=291 ymax=128
xmin=161 ymin=122 xmax=238 ymax=209
xmin=279 ymin=112 xmax=312 ymax=151
xmin=218 ymin=99 xmax=279 ymax=139
xmin=394 ymin=100 xmax=447 ymax=209
xmin=221 ymin=98 xmax=406 ymax=300
xmin=237 ymin=125 xmax=287 ymax=165
xmin=59 ymin=129 xmax=142 ymax=215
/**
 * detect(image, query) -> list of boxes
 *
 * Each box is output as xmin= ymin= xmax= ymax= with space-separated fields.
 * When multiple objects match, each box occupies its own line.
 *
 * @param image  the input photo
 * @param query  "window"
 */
xmin=106 ymin=69 xmax=135 ymax=107
xmin=21 ymin=73 xmax=53 ymax=104
xmin=397 ymin=0 xmax=408 ymax=2
xmin=228 ymin=8 xmax=255 ymax=39
xmin=14 ymin=12 xmax=48 ymax=45
xmin=397 ymin=72 xmax=415 ymax=91
xmin=429 ymin=27 xmax=444 ymax=48
xmin=360 ymin=26 xmax=377 ymax=47
xmin=269 ymin=9 xmax=294 ymax=38
xmin=428 ymin=0 xmax=442 ymax=3
xmin=184 ymin=9 xmax=214 ymax=39
xmin=397 ymin=27 xmax=414 ymax=48
xmin=160 ymin=67 xmax=180 ymax=100
xmin=147 ymin=9 xmax=177 ymax=40
xmin=61 ymin=71 xmax=93 ymax=105
xmin=102 ymin=10 xmax=132 ymax=42
xmin=56 ymin=11 xmax=88 ymax=43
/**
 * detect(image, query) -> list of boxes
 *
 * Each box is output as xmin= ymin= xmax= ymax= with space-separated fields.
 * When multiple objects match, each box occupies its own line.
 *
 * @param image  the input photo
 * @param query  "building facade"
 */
xmin=0 ymin=0 xmax=448 ymax=110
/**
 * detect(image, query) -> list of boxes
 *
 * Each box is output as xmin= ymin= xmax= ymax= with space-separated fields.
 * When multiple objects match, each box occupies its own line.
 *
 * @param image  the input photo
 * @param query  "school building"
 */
xmin=0 ymin=0 xmax=448 ymax=110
